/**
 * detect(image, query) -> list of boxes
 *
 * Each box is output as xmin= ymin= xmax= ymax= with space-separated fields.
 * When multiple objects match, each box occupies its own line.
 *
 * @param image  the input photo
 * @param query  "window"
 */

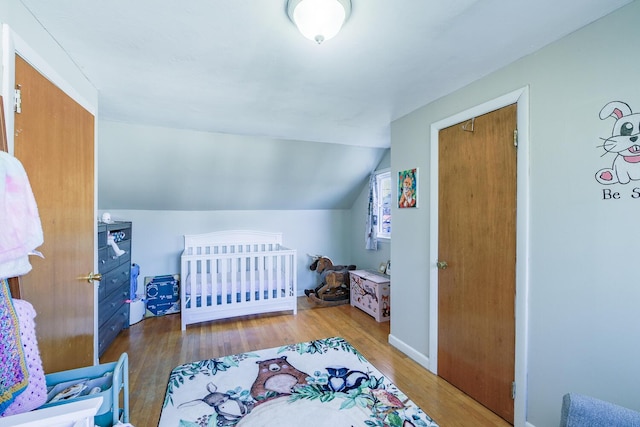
xmin=376 ymin=169 xmax=391 ymax=239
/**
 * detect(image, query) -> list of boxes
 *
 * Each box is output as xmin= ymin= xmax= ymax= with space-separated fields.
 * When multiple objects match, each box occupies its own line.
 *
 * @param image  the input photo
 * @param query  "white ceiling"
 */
xmin=19 ymin=0 xmax=632 ymax=148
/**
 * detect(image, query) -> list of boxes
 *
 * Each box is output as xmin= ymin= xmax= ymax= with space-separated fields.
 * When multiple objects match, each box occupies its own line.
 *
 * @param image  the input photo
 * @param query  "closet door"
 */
xmin=14 ymin=55 xmax=96 ymax=372
xmin=437 ymin=104 xmax=517 ymax=423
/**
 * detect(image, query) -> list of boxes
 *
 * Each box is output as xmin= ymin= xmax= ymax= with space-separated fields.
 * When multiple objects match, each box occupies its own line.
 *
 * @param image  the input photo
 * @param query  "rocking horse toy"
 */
xmin=305 ymin=255 xmax=356 ymax=306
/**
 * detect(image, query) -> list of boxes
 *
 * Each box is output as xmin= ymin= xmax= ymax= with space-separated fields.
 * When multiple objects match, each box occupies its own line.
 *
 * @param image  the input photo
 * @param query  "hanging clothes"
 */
xmin=1 ymin=296 xmax=46 ymax=416
xmin=365 ymin=172 xmax=378 ymax=250
xmin=0 ymin=279 xmax=29 ymax=413
xmin=0 ymin=151 xmax=44 ymax=279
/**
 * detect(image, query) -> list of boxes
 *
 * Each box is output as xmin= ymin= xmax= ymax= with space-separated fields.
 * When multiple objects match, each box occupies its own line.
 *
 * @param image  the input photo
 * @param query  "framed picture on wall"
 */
xmin=379 ymin=262 xmax=387 ymax=274
xmin=398 ymin=168 xmax=418 ymax=208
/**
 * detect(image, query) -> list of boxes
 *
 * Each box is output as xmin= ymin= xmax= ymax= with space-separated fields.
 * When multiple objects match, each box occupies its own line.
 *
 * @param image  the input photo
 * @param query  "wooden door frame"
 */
xmin=1 ymin=25 xmax=100 ymax=364
xmin=428 ymin=87 xmax=530 ymax=427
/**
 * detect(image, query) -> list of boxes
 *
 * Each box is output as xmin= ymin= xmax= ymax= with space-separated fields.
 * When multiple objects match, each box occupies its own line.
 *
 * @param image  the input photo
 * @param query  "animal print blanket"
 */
xmin=159 ymin=337 xmax=438 ymax=427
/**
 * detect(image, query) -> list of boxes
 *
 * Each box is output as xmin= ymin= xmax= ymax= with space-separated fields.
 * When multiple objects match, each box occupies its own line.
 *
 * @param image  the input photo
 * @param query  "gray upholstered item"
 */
xmin=560 ymin=393 xmax=640 ymax=427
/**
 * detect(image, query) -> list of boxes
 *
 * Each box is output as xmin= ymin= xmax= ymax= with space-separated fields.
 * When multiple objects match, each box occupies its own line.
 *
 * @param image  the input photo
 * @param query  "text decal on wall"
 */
xmin=596 ymin=101 xmax=640 ymax=200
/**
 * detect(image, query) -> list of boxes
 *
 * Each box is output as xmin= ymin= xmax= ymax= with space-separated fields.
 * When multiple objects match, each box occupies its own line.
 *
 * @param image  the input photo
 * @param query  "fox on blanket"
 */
xmin=305 ymin=256 xmax=355 ymax=303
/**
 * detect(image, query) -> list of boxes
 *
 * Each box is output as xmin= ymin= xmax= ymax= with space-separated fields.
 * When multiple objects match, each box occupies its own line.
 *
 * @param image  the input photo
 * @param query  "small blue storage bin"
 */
xmin=40 ymin=353 xmax=129 ymax=427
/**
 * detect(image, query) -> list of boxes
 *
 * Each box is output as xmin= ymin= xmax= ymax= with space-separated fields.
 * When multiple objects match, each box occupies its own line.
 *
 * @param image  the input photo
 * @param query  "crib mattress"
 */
xmin=184 ymin=271 xmax=289 ymax=294
xmin=183 ymin=270 xmax=288 ymax=308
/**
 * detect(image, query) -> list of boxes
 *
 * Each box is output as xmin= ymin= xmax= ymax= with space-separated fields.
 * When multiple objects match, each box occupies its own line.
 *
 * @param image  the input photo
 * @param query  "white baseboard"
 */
xmin=389 ymin=333 xmax=535 ymax=427
xmin=388 ymin=333 xmax=431 ymax=372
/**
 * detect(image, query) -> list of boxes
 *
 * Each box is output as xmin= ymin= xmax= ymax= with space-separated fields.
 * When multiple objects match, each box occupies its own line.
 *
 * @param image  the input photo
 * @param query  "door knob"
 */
xmin=436 ymin=261 xmax=448 ymax=270
xmin=79 ymin=272 xmax=102 ymax=283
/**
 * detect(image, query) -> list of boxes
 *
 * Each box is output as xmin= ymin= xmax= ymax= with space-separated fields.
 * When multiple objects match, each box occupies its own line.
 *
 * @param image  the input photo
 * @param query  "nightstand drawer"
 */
xmin=99 ymin=286 xmax=130 ymax=327
xmin=100 ymin=262 xmax=130 ymax=300
xmin=98 ymin=305 xmax=129 ymax=356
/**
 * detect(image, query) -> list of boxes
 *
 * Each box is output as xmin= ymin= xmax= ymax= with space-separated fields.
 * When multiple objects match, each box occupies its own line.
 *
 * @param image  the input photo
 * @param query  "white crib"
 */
xmin=180 ymin=230 xmax=297 ymax=330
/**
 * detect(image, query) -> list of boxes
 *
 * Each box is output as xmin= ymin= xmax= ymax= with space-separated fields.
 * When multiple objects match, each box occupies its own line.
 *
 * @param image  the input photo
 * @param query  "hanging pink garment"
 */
xmin=0 ymin=152 xmax=43 ymax=278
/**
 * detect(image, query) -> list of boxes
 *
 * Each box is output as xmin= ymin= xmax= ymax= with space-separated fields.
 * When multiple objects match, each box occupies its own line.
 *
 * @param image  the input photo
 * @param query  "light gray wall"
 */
xmin=102 ymin=147 xmax=390 ymax=296
xmin=100 ymin=209 xmax=352 ymax=297
xmin=98 ymin=120 xmax=386 ymax=211
xmin=98 ymin=121 xmax=391 ymax=297
xmin=389 ymin=3 xmax=640 ymax=426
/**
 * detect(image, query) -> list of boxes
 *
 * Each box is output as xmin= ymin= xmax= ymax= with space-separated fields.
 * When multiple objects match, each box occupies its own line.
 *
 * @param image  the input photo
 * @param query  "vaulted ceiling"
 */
xmin=19 ymin=0 xmax=630 ymax=148
xmin=17 ymin=0 xmax=632 ymax=211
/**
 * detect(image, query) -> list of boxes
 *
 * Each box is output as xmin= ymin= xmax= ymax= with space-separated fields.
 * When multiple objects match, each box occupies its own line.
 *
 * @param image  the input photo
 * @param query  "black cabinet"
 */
xmin=97 ymin=221 xmax=131 ymax=356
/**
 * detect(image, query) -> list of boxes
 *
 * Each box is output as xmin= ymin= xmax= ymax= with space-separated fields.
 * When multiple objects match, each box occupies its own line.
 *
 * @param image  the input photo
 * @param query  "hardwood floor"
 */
xmin=101 ymin=297 xmax=511 ymax=427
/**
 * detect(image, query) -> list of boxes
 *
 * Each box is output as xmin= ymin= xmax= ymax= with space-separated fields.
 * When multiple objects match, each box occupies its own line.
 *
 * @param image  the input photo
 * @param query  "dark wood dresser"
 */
xmin=97 ymin=221 xmax=131 ymax=356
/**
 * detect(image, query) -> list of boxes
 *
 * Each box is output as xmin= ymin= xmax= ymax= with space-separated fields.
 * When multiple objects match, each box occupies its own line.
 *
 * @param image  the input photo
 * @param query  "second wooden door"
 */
xmin=437 ymin=104 xmax=517 ymax=423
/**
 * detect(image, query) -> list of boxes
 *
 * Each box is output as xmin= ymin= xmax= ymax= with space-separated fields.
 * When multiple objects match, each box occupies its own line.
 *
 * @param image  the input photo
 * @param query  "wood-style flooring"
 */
xmin=100 ymin=297 xmax=511 ymax=427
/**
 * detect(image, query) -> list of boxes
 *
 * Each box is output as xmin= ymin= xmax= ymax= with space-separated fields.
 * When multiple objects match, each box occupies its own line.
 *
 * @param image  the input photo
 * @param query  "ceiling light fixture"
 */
xmin=287 ymin=0 xmax=352 ymax=45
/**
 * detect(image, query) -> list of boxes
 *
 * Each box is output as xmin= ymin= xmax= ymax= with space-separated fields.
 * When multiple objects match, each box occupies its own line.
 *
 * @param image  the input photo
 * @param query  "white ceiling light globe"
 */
xmin=291 ymin=0 xmax=348 ymax=44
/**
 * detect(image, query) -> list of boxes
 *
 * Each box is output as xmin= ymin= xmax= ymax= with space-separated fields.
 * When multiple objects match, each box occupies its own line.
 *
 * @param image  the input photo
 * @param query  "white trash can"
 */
xmin=129 ymin=299 xmax=145 ymax=325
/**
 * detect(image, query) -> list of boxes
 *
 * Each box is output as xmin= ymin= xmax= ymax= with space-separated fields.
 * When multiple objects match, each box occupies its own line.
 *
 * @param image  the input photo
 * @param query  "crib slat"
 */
xmin=249 ymin=255 xmax=256 ymax=302
xmin=241 ymin=253 xmax=248 ymax=303
xmin=214 ymin=257 xmax=221 ymax=307
xmin=196 ymin=258 xmax=202 ymax=308
xmin=283 ymin=253 xmax=289 ymax=297
xmin=228 ymin=256 xmax=235 ymax=306
xmin=258 ymin=255 xmax=265 ymax=301
xmin=271 ymin=254 xmax=275 ymax=300
xmin=275 ymin=254 xmax=282 ymax=299
xmin=204 ymin=258 xmax=210 ymax=308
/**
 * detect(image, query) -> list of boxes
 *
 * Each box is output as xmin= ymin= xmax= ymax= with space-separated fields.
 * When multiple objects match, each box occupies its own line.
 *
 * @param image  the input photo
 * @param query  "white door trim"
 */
xmin=428 ymin=87 xmax=530 ymax=427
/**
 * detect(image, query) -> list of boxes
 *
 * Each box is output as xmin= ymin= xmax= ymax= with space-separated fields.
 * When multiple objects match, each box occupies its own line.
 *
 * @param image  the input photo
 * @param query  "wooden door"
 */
xmin=14 ymin=55 xmax=95 ymax=373
xmin=437 ymin=104 xmax=517 ymax=423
